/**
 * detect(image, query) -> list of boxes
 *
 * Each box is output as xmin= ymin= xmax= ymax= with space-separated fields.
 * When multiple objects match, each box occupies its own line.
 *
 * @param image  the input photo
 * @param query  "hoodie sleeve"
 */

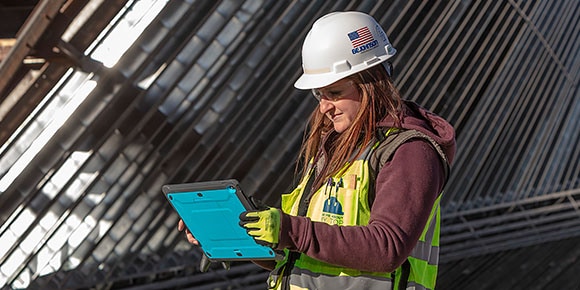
xmin=277 ymin=139 xmax=447 ymax=273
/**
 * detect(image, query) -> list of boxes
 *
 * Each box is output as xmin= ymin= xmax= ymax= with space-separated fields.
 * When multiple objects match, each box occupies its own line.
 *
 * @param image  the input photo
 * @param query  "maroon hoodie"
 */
xmin=273 ymin=101 xmax=456 ymax=273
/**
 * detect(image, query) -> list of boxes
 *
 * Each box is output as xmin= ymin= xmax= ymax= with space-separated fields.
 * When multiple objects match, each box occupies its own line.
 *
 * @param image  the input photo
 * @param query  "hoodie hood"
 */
xmin=378 ymin=100 xmax=456 ymax=164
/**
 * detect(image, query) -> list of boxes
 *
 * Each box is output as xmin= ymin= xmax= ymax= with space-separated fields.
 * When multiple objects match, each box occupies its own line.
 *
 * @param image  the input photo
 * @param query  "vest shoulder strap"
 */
xmin=372 ymin=129 xmax=449 ymax=177
xmin=368 ymin=129 xmax=450 ymax=205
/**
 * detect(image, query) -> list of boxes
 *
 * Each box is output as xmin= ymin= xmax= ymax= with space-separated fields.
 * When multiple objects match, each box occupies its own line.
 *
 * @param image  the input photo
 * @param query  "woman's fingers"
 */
xmin=178 ymin=219 xmax=199 ymax=245
xmin=186 ymin=230 xmax=199 ymax=245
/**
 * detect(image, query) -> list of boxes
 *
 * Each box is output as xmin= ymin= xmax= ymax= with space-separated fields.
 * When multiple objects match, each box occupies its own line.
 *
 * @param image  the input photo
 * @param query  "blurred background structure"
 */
xmin=0 ymin=0 xmax=579 ymax=289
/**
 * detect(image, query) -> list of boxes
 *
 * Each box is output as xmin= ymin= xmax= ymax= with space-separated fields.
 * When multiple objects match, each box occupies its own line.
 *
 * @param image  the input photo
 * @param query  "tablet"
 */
xmin=162 ymin=179 xmax=277 ymax=261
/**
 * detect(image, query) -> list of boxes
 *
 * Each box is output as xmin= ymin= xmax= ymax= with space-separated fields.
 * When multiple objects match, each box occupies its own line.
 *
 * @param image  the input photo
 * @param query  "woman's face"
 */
xmin=313 ymin=79 xmax=362 ymax=133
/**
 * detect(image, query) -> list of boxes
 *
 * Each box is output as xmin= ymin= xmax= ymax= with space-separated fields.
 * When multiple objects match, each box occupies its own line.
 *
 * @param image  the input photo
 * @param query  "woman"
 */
xmin=181 ymin=11 xmax=456 ymax=290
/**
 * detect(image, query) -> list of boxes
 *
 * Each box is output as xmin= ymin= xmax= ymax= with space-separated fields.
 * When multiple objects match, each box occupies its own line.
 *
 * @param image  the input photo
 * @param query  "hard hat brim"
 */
xmin=294 ymin=53 xmax=394 ymax=90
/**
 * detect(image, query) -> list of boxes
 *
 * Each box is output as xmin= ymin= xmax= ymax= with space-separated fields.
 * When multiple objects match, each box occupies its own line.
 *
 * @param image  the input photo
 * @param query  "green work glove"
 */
xmin=239 ymin=208 xmax=281 ymax=248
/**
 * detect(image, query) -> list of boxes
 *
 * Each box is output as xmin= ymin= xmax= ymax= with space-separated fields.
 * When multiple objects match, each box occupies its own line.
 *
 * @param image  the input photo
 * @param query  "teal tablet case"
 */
xmin=163 ymin=179 xmax=276 ymax=261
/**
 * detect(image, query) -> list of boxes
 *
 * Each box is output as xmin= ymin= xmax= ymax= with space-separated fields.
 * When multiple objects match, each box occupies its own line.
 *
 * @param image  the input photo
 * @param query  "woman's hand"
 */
xmin=177 ymin=219 xmax=232 ymax=272
xmin=177 ymin=219 xmax=199 ymax=246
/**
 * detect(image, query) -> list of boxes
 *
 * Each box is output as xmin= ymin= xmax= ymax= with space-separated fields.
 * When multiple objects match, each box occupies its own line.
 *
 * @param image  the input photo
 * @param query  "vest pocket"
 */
xmin=306 ymin=176 xmax=362 ymax=226
xmin=336 ymin=186 xmax=359 ymax=225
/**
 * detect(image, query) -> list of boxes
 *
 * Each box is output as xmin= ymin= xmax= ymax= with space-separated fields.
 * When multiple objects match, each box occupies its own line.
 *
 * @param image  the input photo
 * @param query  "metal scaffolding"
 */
xmin=0 ymin=0 xmax=578 ymax=289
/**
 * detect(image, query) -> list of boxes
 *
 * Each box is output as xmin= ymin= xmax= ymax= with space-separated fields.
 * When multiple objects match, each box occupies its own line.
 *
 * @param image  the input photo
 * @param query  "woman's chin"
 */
xmin=333 ymin=123 xmax=348 ymax=133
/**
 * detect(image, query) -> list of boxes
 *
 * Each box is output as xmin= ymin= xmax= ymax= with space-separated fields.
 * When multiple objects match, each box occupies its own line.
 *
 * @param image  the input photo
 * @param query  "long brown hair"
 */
xmin=298 ymin=64 xmax=402 ymax=190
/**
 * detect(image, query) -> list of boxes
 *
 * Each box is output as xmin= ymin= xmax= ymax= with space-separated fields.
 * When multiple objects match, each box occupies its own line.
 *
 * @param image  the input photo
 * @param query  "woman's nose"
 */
xmin=318 ymin=98 xmax=333 ymax=114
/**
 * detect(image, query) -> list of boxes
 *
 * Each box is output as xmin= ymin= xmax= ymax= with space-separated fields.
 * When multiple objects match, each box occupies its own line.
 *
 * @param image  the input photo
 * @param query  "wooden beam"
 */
xmin=0 ymin=39 xmax=17 ymax=62
xmin=0 ymin=0 xmax=67 ymax=99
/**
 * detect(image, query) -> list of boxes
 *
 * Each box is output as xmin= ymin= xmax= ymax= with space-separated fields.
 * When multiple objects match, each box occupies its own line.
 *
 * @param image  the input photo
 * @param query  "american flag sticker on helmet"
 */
xmin=348 ymin=26 xmax=374 ymax=48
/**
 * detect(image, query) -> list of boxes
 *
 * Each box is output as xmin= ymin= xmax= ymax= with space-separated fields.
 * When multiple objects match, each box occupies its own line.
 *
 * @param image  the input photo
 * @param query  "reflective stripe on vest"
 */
xmin=271 ymin=129 xmax=441 ymax=290
xmin=288 ymin=267 xmax=393 ymax=290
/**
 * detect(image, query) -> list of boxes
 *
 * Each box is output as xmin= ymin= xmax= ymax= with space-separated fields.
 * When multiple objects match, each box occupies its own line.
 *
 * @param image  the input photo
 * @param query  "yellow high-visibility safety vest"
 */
xmin=269 ymin=129 xmax=448 ymax=290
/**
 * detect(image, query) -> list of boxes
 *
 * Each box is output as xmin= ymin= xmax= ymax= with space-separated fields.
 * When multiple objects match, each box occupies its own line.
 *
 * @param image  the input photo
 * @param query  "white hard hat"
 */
xmin=294 ymin=11 xmax=397 ymax=90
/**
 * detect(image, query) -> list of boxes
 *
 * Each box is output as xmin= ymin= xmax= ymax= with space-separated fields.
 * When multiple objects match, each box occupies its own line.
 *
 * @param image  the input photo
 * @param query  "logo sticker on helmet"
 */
xmin=348 ymin=26 xmax=378 ymax=55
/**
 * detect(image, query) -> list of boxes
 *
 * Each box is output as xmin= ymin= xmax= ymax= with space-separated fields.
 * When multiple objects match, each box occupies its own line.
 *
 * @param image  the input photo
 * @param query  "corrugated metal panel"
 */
xmin=0 ymin=0 xmax=578 ymax=289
